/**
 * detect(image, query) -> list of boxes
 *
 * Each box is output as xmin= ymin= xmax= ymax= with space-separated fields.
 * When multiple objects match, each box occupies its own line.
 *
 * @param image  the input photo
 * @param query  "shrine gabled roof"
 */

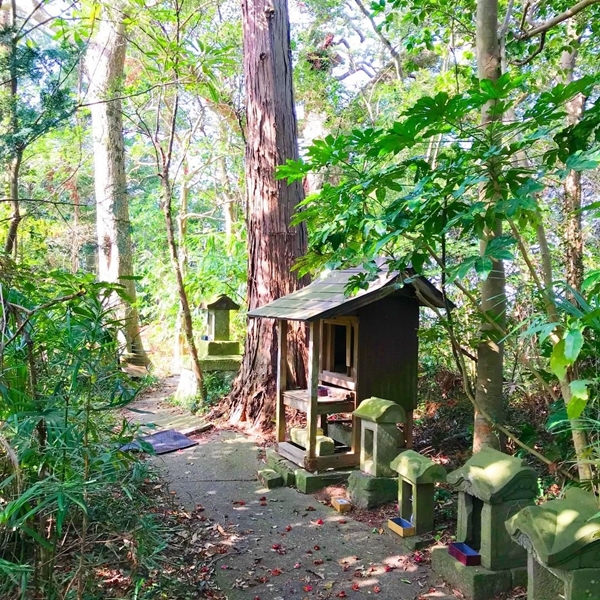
xmin=247 ymin=263 xmax=451 ymax=322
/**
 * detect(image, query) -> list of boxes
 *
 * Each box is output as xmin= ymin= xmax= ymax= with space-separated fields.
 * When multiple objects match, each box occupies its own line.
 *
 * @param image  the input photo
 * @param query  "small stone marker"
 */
xmin=448 ymin=446 xmax=538 ymax=571
xmin=431 ymin=447 xmax=539 ymax=600
xmin=353 ymin=397 xmax=405 ymax=477
xmin=289 ymin=426 xmax=335 ymax=456
xmin=331 ymin=497 xmax=352 ymax=513
xmin=202 ymin=294 xmax=240 ymax=341
xmin=257 ymin=468 xmax=284 ymax=489
xmin=196 ymin=294 xmax=242 ymax=374
xmin=506 ymin=487 xmax=600 ymax=600
xmin=389 ymin=449 xmax=446 ymax=537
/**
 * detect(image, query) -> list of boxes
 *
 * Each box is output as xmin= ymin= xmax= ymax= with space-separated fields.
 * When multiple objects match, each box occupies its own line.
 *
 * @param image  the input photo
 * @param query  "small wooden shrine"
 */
xmin=247 ymin=263 xmax=448 ymax=472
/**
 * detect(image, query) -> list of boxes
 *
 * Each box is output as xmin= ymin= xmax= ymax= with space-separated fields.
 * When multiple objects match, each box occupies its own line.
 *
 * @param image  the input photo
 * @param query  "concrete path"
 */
xmin=125 ymin=385 xmax=453 ymax=600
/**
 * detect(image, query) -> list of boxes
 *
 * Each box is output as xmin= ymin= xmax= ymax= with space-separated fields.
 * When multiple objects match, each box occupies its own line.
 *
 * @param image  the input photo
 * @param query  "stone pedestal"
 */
xmin=506 ymin=487 xmax=600 ymax=600
xmin=389 ymin=450 xmax=447 ymax=537
xmin=432 ymin=447 xmax=538 ymax=600
xmin=353 ymin=397 xmax=405 ymax=477
xmin=347 ymin=470 xmax=397 ymax=509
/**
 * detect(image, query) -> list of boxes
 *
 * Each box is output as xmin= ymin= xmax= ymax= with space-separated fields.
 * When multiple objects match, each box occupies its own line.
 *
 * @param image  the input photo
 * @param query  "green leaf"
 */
xmin=566 ymin=397 xmax=587 ymax=420
xmin=475 ymin=257 xmax=493 ymax=280
xmin=550 ymin=340 xmax=569 ymax=380
xmin=563 ymin=328 xmax=584 ymax=362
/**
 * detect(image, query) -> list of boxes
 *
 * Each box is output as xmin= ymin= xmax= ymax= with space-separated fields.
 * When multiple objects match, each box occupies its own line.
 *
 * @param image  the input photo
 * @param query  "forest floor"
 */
xmin=123 ymin=378 xmax=526 ymax=600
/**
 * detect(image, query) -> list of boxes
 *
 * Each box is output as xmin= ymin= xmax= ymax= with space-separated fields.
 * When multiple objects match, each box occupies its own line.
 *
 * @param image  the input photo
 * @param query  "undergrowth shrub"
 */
xmin=0 ymin=259 xmax=157 ymax=598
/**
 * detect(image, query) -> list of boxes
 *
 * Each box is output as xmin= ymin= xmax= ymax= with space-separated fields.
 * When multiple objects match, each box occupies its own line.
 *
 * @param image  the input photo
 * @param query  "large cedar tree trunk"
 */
xmin=473 ymin=0 xmax=506 ymax=451
xmin=227 ymin=0 xmax=308 ymax=427
xmin=86 ymin=7 xmax=149 ymax=366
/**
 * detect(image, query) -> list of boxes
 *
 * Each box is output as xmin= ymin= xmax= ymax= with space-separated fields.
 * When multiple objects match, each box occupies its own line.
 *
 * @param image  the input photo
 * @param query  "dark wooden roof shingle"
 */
xmin=247 ymin=264 xmax=451 ymax=321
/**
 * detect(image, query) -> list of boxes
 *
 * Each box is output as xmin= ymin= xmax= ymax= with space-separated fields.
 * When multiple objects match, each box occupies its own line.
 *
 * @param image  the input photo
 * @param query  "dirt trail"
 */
xmin=126 ymin=380 xmax=454 ymax=600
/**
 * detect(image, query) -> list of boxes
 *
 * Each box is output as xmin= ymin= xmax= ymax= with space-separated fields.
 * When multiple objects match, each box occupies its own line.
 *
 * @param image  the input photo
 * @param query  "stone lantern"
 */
xmin=432 ymin=447 xmax=538 ymax=600
xmin=388 ymin=450 xmax=446 ymax=545
xmin=507 ymin=487 xmax=600 ymax=600
xmin=347 ymin=398 xmax=405 ymax=509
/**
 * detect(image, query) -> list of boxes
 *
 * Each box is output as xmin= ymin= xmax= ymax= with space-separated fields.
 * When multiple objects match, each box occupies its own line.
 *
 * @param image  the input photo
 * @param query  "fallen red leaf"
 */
xmin=259 ymin=496 xmax=267 ymax=501
xmin=384 ymin=564 xmax=394 ymax=572
xmin=337 ymin=592 xmax=347 ymax=598
xmin=373 ymin=586 xmax=381 ymax=593
xmin=313 ymin=559 xmax=323 ymax=565
xmin=271 ymin=544 xmax=282 ymax=550
xmin=352 ymin=583 xmax=360 ymax=591
xmin=316 ymin=519 xmax=324 ymax=525
xmin=271 ymin=568 xmax=282 ymax=576
xmin=285 ymin=525 xmax=292 ymax=532
xmin=339 ymin=519 xmax=347 ymax=524
xmin=303 ymin=585 xmax=313 ymax=592
xmin=314 ymin=545 xmax=320 ymax=550
xmin=294 ymin=562 xmax=301 ymax=569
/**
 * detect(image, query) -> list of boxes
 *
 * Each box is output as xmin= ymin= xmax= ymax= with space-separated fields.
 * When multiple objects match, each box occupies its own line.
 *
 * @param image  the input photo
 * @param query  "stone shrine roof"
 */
xmin=353 ymin=397 xmax=406 ymax=423
xmin=448 ymin=447 xmax=538 ymax=503
xmin=201 ymin=294 xmax=240 ymax=311
xmin=506 ymin=487 xmax=600 ymax=569
xmin=390 ymin=450 xmax=447 ymax=484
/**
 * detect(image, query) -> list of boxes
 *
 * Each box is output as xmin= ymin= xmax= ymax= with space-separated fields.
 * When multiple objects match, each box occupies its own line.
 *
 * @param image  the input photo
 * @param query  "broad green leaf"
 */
xmin=567 ymin=392 xmax=588 ymax=419
xmin=550 ymin=340 xmax=569 ymax=380
xmin=563 ymin=328 xmax=584 ymax=362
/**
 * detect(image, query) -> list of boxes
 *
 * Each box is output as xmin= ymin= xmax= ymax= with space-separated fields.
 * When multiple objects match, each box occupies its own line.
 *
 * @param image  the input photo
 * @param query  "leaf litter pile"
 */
xmin=52 ymin=474 xmax=228 ymax=599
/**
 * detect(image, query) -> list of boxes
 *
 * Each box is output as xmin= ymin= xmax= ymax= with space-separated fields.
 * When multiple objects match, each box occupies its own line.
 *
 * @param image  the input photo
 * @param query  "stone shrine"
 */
xmin=347 ymin=398 xmax=405 ymax=508
xmin=506 ymin=487 xmax=600 ymax=600
xmin=431 ymin=447 xmax=538 ymax=600
xmin=388 ymin=450 xmax=446 ymax=546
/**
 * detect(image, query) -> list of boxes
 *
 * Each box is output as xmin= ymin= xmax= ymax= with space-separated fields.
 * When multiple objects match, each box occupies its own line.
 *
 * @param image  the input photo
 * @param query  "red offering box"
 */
xmin=448 ymin=542 xmax=481 ymax=566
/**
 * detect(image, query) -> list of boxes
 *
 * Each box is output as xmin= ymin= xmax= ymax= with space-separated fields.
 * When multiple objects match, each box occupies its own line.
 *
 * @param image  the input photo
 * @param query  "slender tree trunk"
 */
xmin=558 ymin=28 xmax=593 ymax=482
xmin=161 ymin=176 xmax=205 ymax=397
xmin=4 ymin=152 xmax=22 ymax=257
xmin=473 ymin=0 xmax=506 ymax=451
xmin=2 ymin=4 xmax=22 ymax=258
xmin=561 ymin=26 xmax=585 ymax=299
xmin=226 ymin=0 xmax=308 ymax=427
xmin=217 ymin=154 xmax=236 ymax=248
xmin=86 ymin=6 xmax=149 ymax=366
xmin=173 ymin=165 xmax=190 ymax=365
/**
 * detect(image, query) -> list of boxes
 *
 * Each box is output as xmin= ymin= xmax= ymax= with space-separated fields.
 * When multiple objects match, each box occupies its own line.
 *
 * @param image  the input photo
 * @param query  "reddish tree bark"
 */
xmin=226 ymin=0 xmax=308 ymax=427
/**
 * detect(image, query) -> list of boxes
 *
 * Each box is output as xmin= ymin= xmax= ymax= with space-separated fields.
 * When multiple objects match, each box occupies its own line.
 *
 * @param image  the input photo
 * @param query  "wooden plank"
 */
xmin=346 ymin=322 xmax=352 ymax=374
xmin=319 ymin=320 xmax=325 ymax=373
xmin=319 ymin=371 xmax=356 ymax=390
xmin=276 ymin=320 xmax=288 ymax=443
xmin=351 ymin=319 xmax=360 ymax=454
xmin=306 ymin=322 xmax=320 ymax=460
xmin=283 ymin=390 xmax=309 ymax=412
xmin=405 ymin=410 xmax=413 ymax=449
xmin=316 ymin=400 xmax=355 ymax=415
xmin=305 ymin=451 xmax=360 ymax=472
xmin=278 ymin=442 xmax=305 ymax=467
xmin=351 ymin=318 xmax=359 ymax=381
xmin=323 ymin=316 xmax=359 ymax=326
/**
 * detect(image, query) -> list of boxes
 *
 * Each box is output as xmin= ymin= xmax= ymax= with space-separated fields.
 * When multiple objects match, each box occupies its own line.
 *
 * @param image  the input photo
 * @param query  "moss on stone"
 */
xmin=390 ymin=450 xmax=447 ymax=484
xmin=353 ymin=397 xmax=406 ymax=423
xmin=448 ymin=447 xmax=537 ymax=503
xmin=506 ymin=488 xmax=600 ymax=569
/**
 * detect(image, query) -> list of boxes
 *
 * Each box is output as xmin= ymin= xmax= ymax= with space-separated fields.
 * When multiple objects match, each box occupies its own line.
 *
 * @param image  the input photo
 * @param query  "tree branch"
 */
xmin=518 ymin=0 xmax=600 ymax=39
